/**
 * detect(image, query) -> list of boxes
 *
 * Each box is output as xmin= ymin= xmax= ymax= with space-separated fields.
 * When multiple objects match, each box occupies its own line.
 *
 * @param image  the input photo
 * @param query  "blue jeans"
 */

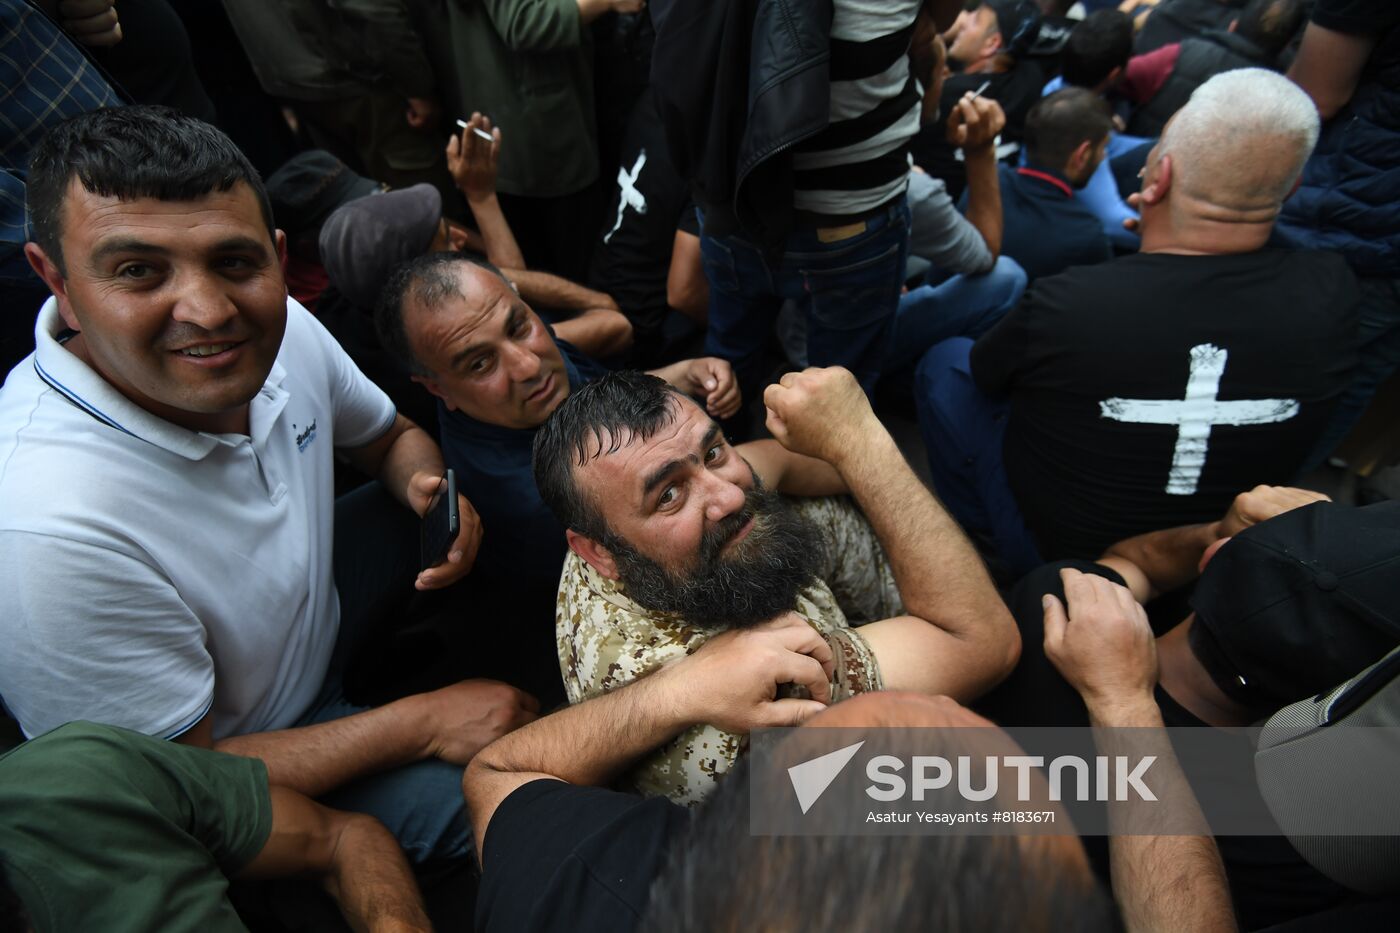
xmin=1302 ymin=276 xmax=1400 ymax=471
xmin=700 ymin=198 xmax=912 ymax=398
xmin=914 ymin=338 xmax=1042 ymax=577
xmin=307 ymin=481 xmax=472 ymax=864
xmin=887 ymin=256 xmax=1027 ymax=372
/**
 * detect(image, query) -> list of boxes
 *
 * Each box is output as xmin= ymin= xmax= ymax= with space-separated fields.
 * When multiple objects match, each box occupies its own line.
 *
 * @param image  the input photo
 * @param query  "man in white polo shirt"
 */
xmin=0 ymin=106 xmax=538 ymax=863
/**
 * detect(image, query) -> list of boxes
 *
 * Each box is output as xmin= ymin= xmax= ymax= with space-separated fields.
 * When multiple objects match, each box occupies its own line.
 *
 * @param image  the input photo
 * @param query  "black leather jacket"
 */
xmin=649 ymin=0 xmax=834 ymax=258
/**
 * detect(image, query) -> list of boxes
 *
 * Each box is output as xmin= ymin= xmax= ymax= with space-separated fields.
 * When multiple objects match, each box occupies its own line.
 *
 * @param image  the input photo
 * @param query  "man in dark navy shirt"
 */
xmin=998 ymin=88 xmax=1114 ymax=281
xmin=376 ymin=251 xmax=738 ymax=700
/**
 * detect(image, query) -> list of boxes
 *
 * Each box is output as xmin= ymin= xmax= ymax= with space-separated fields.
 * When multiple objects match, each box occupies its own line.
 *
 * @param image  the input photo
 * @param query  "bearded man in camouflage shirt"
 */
xmin=532 ymin=366 xmax=1019 ymax=805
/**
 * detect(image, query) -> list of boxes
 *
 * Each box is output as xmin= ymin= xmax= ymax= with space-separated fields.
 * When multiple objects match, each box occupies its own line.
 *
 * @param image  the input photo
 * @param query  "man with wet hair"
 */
xmin=532 ymin=365 xmax=1019 ymax=804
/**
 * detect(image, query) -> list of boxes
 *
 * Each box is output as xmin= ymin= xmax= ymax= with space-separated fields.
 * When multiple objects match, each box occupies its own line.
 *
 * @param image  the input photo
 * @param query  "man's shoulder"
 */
xmin=556 ymin=553 xmax=703 ymax=701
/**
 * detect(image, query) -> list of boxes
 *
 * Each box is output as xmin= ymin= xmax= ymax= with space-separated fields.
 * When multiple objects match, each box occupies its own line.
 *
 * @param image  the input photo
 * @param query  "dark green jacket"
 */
xmin=441 ymin=0 xmax=599 ymax=197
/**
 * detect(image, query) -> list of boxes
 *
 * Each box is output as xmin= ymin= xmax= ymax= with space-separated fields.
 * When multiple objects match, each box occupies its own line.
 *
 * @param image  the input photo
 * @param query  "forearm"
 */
xmin=961 ymin=148 xmax=1003 ymax=257
xmin=216 ymin=698 xmax=431 ymax=798
xmin=1088 ymin=694 xmax=1236 ymax=933
xmin=467 ymin=195 xmax=526 ymax=269
xmin=1100 ymin=521 xmax=1219 ymax=603
xmin=552 ymin=308 xmax=634 ymax=359
xmin=833 ymin=426 xmax=1009 ymax=645
xmin=504 ymin=268 xmax=618 ymax=313
xmin=473 ymin=665 xmax=687 ymax=788
xmin=465 ymin=665 xmax=690 ymax=855
xmin=340 ymin=415 xmax=444 ymax=512
xmin=327 ymin=813 xmax=433 ymax=933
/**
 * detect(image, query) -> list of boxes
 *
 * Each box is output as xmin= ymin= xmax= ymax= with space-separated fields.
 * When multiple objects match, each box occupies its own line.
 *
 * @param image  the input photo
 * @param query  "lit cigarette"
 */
xmin=455 ymin=119 xmax=495 ymax=141
xmin=970 ymin=80 xmax=991 ymax=99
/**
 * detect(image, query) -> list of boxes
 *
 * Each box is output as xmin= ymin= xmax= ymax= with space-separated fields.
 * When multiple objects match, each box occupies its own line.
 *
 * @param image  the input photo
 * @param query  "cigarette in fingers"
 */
xmin=455 ymin=119 xmax=495 ymax=141
xmin=969 ymin=80 xmax=991 ymax=100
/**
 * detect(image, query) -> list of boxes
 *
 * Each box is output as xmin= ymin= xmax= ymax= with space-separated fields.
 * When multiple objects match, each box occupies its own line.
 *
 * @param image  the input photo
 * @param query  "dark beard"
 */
xmin=605 ymin=483 xmax=821 ymax=631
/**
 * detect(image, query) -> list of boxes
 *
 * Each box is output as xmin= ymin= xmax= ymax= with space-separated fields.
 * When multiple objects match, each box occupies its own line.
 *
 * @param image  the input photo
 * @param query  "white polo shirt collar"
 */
xmin=30 ymin=298 xmax=289 ymax=461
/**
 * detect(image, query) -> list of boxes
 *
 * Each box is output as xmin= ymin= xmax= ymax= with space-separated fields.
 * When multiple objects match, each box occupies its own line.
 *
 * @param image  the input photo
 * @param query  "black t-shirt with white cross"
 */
xmin=588 ymin=88 xmax=698 ymax=365
xmin=971 ymin=249 xmax=1359 ymax=560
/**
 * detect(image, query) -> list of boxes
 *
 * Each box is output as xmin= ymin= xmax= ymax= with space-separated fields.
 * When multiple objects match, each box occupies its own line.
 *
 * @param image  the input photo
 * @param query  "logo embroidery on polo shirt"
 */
xmin=294 ymin=419 xmax=318 ymax=453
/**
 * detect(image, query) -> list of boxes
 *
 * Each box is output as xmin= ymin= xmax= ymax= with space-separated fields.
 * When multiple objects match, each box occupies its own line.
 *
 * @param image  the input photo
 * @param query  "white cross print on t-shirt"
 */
xmin=1099 ymin=343 xmax=1299 ymax=496
xmin=603 ymin=150 xmax=649 ymax=244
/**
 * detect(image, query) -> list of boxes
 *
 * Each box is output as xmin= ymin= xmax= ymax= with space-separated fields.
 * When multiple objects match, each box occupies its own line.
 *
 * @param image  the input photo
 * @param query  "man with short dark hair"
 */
xmin=998 ymin=88 xmax=1114 ymax=281
xmin=376 ymin=250 xmax=740 ymax=701
xmin=0 ymin=106 xmax=537 ymax=863
xmin=1061 ymin=8 xmax=1135 ymax=92
xmin=532 ymin=365 xmax=1018 ymax=804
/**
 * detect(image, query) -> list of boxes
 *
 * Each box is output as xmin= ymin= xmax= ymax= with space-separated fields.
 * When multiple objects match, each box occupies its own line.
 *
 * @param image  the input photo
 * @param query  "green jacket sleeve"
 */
xmin=477 ymin=0 xmax=584 ymax=52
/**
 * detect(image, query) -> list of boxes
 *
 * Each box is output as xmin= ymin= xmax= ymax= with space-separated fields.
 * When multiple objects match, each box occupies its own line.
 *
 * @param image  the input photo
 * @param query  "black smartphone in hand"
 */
xmin=420 ymin=469 xmax=460 ymax=571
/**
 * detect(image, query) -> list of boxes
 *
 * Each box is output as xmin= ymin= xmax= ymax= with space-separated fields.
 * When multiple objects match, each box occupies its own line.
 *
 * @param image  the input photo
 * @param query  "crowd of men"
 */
xmin=1 ymin=0 xmax=1397 ymax=931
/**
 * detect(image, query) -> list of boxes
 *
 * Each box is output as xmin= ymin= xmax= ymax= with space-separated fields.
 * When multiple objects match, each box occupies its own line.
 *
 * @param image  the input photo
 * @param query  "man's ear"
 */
xmin=1141 ymin=153 xmax=1172 ymax=206
xmin=274 ymin=228 xmax=289 ymax=269
xmin=23 ymin=242 xmax=78 ymax=330
xmin=410 ymin=372 xmax=455 ymax=410
xmin=1067 ymin=139 xmax=1093 ymax=178
xmin=566 ymin=528 xmax=619 ymax=580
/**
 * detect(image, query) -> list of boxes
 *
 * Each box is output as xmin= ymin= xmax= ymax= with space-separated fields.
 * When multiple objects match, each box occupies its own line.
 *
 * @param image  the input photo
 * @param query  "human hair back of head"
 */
xmin=1061 ymin=9 xmax=1133 ymax=90
xmin=1158 ymin=68 xmax=1319 ymax=214
xmin=1024 ymin=88 xmax=1114 ymax=172
xmin=26 ymin=105 xmax=274 ymax=276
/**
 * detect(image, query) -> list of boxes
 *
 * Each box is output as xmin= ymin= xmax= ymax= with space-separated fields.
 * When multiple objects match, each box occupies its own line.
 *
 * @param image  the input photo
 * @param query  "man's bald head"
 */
xmin=1157 ymin=69 xmax=1319 ymax=217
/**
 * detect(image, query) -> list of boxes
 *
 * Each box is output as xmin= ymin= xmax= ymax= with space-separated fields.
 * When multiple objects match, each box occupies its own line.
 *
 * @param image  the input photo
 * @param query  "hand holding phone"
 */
xmin=420 ymin=470 xmax=461 ymax=572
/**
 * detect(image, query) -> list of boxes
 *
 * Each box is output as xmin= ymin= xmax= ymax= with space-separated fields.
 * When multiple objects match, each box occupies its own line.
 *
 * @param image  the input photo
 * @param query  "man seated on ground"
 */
xmin=1044 ymin=9 xmax=1146 ymax=251
xmin=0 ymin=721 xmax=430 ymax=933
xmin=914 ymin=0 xmax=1057 ymax=198
xmin=997 ymin=88 xmax=1114 ymax=281
xmin=0 ymin=106 xmax=538 ymax=865
xmin=915 ymin=69 xmax=1357 ymax=576
xmin=462 ymin=618 xmax=1234 ymax=932
xmin=1122 ymin=0 xmax=1306 ymax=138
xmin=981 ymin=486 xmax=1400 ymax=929
xmin=375 ymin=251 xmax=740 ymax=702
xmin=532 ymin=365 xmax=1019 ymax=804
xmin=888 ymin=36 xmax=1028 ymax=376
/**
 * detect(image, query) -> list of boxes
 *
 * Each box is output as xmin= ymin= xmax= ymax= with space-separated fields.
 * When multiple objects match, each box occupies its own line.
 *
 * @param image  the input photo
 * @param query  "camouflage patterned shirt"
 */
xmin=556 ymin=495 xmax=903 ymax=806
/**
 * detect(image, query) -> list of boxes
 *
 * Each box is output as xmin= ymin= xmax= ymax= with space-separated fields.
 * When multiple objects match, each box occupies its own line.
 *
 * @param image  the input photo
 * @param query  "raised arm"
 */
xmin=446 ymin=113 xmax=526 ymax=270
xmin=762 ymin=367 xmax=1019 ymax=699
xmin=464 ymin=614 xmax=834 ymax=858
xmin=1044 ymin=569 xmax=1237 ymax=933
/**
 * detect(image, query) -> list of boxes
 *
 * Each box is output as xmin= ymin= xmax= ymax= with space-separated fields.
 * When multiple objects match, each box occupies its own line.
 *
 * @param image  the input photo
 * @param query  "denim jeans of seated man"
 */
xmin=887 ymin=255 xmax=1027 ymax=373
xmin=699 ymin=197 xmax=911 ymax=401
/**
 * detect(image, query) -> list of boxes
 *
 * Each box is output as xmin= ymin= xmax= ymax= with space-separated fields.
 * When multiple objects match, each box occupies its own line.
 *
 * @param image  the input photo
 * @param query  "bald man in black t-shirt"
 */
xmin=913 ymin=68 xmax=1358 ymax=574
